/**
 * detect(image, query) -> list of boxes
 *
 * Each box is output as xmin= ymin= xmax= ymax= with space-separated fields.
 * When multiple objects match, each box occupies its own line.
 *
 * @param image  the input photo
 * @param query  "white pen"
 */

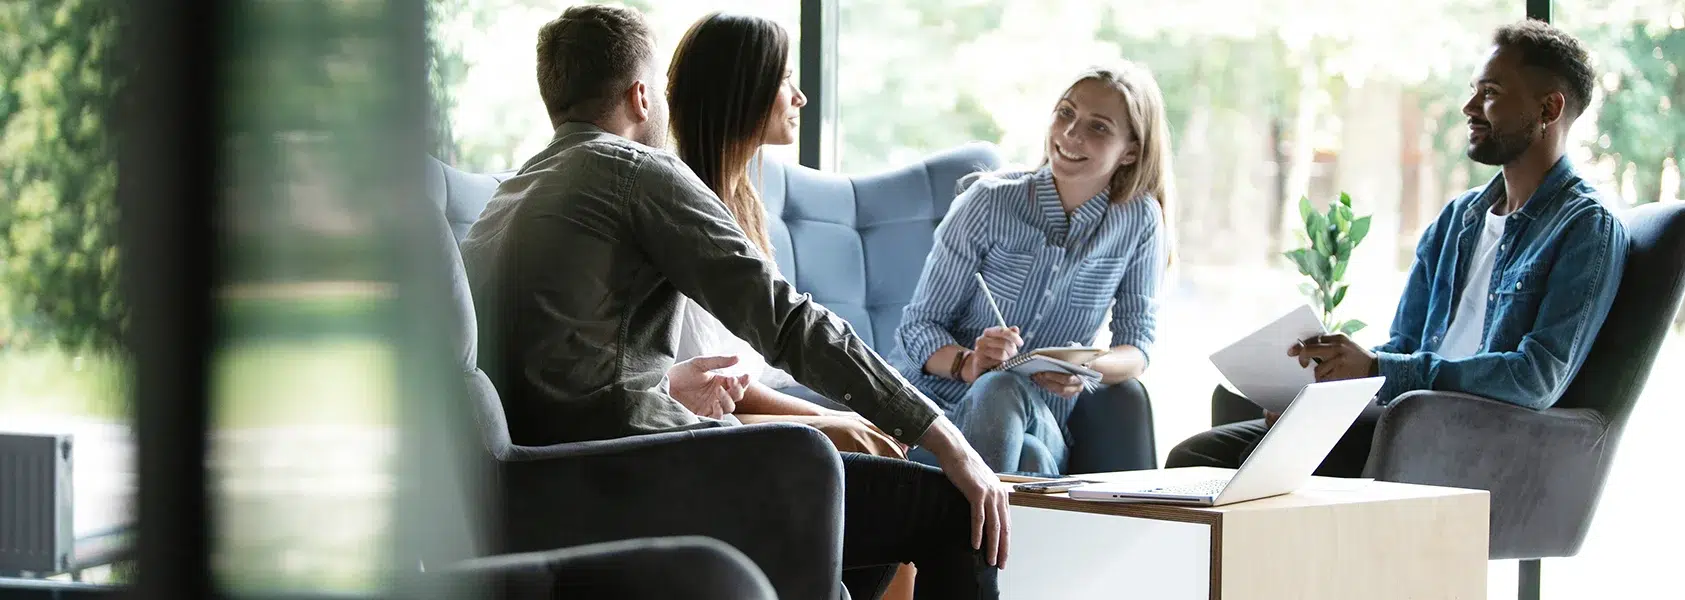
xmin=974 ymin=272 xmax=1010 ymax=330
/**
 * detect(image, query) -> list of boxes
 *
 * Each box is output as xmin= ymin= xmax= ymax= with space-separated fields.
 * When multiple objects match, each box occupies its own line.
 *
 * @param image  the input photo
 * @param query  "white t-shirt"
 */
xmin=674 ymin=296 xmax=798 ymax=390
xmin=1437 ymin=209 xmax=1508 ymax=360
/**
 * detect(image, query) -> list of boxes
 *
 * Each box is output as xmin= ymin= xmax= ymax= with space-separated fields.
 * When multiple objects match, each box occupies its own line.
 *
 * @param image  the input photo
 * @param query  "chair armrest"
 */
xmin=433 ymin=536 xmax=776 ymax=600
xmin=1364 ymin=390 xmax=1613 ymax=559
xmin=492 ymin=422 xmax=843 ymax=600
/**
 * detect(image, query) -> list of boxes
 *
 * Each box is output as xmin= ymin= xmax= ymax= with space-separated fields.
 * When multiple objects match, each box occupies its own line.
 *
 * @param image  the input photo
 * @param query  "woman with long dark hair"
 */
xmin=663 ymin=12 xmax=920 ymax=599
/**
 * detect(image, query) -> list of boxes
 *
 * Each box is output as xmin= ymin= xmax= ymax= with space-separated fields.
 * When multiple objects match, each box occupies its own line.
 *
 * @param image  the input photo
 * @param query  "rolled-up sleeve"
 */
xmin=896 ymin=188 xmax=988 ymax=369
xmin=1109 ymin=200 xmax=1166 ymax=361
xmin=624 ymin=151 xmax=940 ymax=445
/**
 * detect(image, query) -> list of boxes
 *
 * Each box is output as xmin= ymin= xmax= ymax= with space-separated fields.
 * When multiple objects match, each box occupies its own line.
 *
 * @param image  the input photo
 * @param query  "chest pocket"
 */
xmin=1488 ymin=264 xmax=1550 ymax=346
xmin=978 ymin=248 xmax=1035 ymax=308
xmin=1069 ymin=255 xmax=1128 ymax=310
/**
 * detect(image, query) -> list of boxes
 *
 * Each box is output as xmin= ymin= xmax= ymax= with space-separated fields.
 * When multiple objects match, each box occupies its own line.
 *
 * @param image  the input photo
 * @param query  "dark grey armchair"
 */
xmin=1210 ymin=201 xmax=1685 ymax=600
xmin=432 ymin=536 xmax=776 ymax=600
xmin=425 ymin=158 xmax=848 ymax=600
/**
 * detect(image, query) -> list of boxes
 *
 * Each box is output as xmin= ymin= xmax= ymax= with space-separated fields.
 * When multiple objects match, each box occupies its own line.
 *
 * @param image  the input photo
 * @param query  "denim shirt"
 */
xmin=1374 ymin=156 xmax=1627 ymax=409
xmin=460 ymin=123 xmax=941 ymax=445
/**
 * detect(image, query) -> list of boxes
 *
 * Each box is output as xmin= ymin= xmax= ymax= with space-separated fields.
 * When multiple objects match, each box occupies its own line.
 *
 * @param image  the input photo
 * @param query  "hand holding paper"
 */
xmin=1208 ymin=305 xmax=1325 ymax=414
xmin=1211 ymin=305 xmax=1387 ymax=418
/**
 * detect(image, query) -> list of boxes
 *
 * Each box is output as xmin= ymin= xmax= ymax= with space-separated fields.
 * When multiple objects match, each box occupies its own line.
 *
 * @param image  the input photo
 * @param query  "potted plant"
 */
xmin=1284 ymin=193 xmax=1371 ymax=335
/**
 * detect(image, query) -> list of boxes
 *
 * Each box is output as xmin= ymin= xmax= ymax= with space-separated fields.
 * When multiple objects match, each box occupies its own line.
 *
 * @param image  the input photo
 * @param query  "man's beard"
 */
xmin=633 ymin=110 xmax=669 ymax=150
xmin=1467 ymin=115 xmax=1539 ymax=166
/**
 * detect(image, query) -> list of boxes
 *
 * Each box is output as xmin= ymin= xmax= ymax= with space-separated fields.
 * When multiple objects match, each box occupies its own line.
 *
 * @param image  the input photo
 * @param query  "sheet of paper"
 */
xmin=1208 ymin=304 xmax=1326 ymax=413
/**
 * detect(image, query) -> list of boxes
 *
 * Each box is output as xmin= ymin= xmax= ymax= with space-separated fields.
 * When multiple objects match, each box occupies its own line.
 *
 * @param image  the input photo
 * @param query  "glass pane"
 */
xmin=0 ymin=0 xmax=135 ymax=586
xmin=1541 ymin=5 xmax=1684 ymax=599
xmin=837 ymin=0 xmax=1517 ymax=462
xmin=210 ymin=0 xmax=437 ymax=595
xmin=431 ymin=0 xmax=803 ymax=173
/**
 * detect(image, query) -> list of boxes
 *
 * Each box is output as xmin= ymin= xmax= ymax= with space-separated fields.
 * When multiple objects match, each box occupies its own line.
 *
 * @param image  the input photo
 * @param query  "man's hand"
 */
xmin=1031 ymin=372 xmax=1085 ymax=399
xmin=1264 ymin=410 xmax=1281 ymax=428
xmin=964 ymin=326 xmax=1022 ymax=382
xmin=918 ymin=418 xmax=1010 ymax=568
xmin=1288 ymin=334 xmax=1379 ymax=382
xmin=668 ymin=355 xmax=750 ymax=419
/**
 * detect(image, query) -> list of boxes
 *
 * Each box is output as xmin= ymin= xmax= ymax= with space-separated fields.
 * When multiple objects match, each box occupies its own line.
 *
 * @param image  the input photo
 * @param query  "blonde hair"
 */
xmin=1042 ymin=63 xmax=1175 ymax=221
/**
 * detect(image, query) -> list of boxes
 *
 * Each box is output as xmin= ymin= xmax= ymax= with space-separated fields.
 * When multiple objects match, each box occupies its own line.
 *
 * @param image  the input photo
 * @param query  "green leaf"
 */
xmin=1298 ymin=282 xmax=1318 ymax=298
xmin=1337 ymin=319 xmax=1367 ymax=335
xmin=1333 ymin=259 xmax=1348 ymax=282
xmin=1307 ymin=253 xmax=1330 ymax=283
xmin=1308 ymin=212 xmax=1331 ymax=255
xmin=1333 ymin=204 xmax=1353 ymax=232
xmin=1336 ymin=239 xmax=1353 ymax=262
xmin=1298 ymin=196 xmax=1314 ymax=224
xmin=1349 ymin=215 xmax=1372 ymax=247
xmin=1332 ymin=284 xmax=1348 ymax=309
xmin=1285 ymin=249 xmax=1314 ymax=277
xmin=1339 ymin=191 xmax=1353 ymax=208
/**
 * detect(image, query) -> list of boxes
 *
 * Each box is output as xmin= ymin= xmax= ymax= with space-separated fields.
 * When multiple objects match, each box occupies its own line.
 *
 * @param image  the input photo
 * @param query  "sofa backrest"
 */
xmin=756 ymin=143 xmax=1003 ymax=349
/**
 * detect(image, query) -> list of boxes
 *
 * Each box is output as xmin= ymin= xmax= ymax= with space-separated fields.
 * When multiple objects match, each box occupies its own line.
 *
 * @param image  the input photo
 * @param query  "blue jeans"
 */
xmin=949 ymin=371 xmax=1069 ymax=475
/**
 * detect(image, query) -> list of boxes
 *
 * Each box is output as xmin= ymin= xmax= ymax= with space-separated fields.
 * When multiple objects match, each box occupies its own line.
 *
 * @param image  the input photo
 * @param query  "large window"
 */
xmin=0 ymin=0 xmax=132 ymax=586
xmin=836 ymin=0 xmax=1518 ymax=456
xmin=1537 ymin=5 xmax=1685 ymax=598
xmin=430 ymin=0 xmax=801 ymax=172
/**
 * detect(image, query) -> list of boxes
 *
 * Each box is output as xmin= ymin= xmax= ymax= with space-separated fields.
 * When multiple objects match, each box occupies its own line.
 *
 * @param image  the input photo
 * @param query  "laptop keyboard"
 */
xmin=1139 ymin=478 xmax=1230 ymax=497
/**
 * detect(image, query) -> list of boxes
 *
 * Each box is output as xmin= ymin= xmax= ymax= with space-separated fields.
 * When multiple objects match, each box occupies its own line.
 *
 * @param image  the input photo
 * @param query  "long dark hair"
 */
xmin=667 ymin=12 xmax=790 ymax=257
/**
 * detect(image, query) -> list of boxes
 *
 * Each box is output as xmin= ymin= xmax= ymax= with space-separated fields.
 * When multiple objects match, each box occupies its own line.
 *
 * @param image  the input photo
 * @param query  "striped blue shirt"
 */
xmin=890 ymin=166 xmax=1167 ymax=418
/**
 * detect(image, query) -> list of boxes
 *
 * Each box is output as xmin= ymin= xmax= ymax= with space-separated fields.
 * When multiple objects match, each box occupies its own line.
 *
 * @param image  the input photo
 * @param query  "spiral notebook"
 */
xmin=994 ymin=346 xmax=1105 ymax=381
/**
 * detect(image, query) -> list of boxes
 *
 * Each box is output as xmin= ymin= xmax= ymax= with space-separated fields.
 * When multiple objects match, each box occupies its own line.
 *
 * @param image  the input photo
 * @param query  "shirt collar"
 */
xmin=1034 ymin=166 xmax=1111 ymax=224
xmin=1467 ymin=155 xmax=1580 ymax=223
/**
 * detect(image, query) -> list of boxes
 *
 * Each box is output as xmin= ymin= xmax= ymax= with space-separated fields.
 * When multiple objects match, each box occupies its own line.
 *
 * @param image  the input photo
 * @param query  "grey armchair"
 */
xmin=425 ymin=158 xmax=848 ymax=600
xmin=1364 ymin=201 xmax=1685 ymax=599
xmin=432 ymin=536 xmax=776 ymax=600
xmin=1209 ymin=201 xmax=1685 ymax=600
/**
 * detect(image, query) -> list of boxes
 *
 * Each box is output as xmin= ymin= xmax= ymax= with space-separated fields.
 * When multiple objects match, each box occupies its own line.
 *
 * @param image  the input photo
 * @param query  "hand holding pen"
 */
xmin=968 ymin=273 xmax=1023 ymax=380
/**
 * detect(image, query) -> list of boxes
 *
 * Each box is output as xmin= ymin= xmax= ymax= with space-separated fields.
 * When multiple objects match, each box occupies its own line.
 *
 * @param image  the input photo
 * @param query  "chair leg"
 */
xmin=1518 ymin=559 xmax=1541 ymax=600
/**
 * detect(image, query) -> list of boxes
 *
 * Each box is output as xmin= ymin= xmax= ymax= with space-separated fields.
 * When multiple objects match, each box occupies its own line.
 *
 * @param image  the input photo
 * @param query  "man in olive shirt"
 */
xmin=459 ymin=5 xmax=1008 ymax=598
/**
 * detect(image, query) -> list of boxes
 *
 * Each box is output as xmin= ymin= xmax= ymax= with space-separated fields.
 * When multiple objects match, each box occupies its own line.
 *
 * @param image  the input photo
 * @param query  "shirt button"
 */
xmin=843 ymin=393 xmax=852 ymax=401
xmin=1489 ymin=293 xmax=1496 ymax=301
xmin=892 ymin=428 xmax=903 ymax=437
xmin=1515 ymin=281 xmax=1522 ymax=291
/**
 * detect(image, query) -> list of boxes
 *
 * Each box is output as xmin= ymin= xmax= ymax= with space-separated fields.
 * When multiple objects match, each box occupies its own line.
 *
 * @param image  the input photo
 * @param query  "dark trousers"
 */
xmin=838 ymin=453 xmax=999 ymax=600
xmin=1164 ymin=417 xmax=1380 ymax=478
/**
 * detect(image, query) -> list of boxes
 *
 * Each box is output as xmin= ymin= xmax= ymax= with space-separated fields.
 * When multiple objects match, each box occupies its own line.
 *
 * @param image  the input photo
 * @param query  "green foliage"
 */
xmin=0 ymin=0 xmax=125 ymax=351
xmin=1286 ymin=193 xmax=1369 ymax=335
xmin=1587 ymin=21 xmax=1685 ymax=206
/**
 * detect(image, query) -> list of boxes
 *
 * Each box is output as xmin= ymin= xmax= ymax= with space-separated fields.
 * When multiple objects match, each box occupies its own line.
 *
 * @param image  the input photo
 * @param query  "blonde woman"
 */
xmin=893 ymin=63 xmax=1174 ymax=475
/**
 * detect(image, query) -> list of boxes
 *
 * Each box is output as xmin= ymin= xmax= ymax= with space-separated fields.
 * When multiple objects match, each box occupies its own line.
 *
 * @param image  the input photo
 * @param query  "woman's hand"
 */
xmin=963 ymin=326 xmax=1022 ymax=382
xmin=1031 ymin=372 xmax=1085 ymax=400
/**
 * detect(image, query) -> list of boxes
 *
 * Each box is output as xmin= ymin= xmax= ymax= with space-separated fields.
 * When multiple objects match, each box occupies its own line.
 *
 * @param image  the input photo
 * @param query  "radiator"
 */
xmin=0 ymin=433 xmax=73 ymax=575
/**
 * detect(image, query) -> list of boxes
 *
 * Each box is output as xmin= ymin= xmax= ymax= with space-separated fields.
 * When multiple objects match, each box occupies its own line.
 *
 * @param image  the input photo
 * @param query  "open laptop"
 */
xmin=1068 ymin=376 xmax=1385 ymax=507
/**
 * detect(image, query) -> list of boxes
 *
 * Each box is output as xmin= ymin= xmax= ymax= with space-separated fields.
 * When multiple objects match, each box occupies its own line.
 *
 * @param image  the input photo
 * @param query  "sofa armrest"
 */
xmin=493 ymin=422 xmax=844 ymax=600
xmin=1364 ymin=390 xmax=1613 ymax=559
xmin=434 ymin=536 xmax=776 ymax=600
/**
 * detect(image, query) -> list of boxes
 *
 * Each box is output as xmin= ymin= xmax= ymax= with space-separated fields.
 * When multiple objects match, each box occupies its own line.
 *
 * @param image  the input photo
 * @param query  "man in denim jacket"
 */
xmin=1168 ymin=20 xmax=1628 ymax=478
